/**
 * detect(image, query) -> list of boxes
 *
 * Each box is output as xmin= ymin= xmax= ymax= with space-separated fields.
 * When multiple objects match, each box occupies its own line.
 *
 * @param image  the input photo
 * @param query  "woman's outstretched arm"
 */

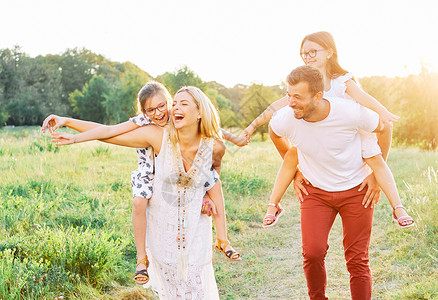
xmin=51 ymin=125 xmax=163 ymax=152
xmin=49 ymin=120 xmax=139 ymax=145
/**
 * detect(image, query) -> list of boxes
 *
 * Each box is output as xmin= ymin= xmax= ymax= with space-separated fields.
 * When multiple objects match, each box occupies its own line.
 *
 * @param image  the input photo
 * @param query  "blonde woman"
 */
xmin=51 ymin=86 xmax=236 ymax=299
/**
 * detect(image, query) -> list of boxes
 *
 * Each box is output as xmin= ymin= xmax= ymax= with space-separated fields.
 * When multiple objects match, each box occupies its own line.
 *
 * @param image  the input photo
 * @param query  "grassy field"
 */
xmin=0 ymin=126 xmax=437 ymax=299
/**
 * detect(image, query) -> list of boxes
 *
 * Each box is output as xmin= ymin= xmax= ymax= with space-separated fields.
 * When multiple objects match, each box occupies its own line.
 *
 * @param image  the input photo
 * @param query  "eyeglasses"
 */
xmin=145 ymin=102 xmax=167 ymax=115
xmin=300 ymin=48 xmax=326 ymax=59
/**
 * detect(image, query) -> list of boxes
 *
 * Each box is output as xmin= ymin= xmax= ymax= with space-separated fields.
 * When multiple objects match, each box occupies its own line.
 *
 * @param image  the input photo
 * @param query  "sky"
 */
xmin=1 ymin=0 xmax=437 ymax=88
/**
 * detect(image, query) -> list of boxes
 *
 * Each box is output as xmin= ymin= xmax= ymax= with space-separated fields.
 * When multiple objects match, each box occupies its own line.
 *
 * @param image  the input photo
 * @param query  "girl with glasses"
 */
xmin=240 ymin=31 xmax=413 ymax=229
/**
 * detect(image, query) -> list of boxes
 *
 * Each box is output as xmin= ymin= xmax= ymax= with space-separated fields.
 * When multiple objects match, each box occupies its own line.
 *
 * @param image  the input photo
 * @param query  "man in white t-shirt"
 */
xmin=269 ymin=65 xmax=382 ymax=300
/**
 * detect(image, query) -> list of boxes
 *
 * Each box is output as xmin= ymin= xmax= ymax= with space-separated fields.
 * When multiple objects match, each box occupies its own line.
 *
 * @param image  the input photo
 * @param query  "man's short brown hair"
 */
xmin=286 ymin=65 xmax=324 ymax=96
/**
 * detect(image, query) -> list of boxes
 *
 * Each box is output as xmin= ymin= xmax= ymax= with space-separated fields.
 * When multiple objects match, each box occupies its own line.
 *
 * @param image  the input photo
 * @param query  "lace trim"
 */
xmin=157 ymin=260 xmax=206 ymax=299
xmin=170 ymin=138 xmax=210 ymax=188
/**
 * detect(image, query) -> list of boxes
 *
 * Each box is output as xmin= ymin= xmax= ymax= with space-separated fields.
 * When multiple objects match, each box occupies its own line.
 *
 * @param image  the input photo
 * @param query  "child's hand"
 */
xmin=233 ymin=134 xmax=250 ymax=147
xmin=380 ymin=109 xmax=400 ymax=124
xmin=241 ymin=126 xmax=254 ymax=138
xmin=51 ymin=132 xmax=76 ymax=146
xmin=293 ymin=171 xmax=309 ymax=202
xmin=236 ymin=130 xmax=252 ymax=146
xmin=42 ymin=114 xmax=67 ymax=134
xmin=201 ymin=195 xmax=217 ymax=217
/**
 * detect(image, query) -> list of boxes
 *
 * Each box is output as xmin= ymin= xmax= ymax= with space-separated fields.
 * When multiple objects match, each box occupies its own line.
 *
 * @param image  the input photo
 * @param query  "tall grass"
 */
xmin=1 ymin=126 xmax=437 ymax=299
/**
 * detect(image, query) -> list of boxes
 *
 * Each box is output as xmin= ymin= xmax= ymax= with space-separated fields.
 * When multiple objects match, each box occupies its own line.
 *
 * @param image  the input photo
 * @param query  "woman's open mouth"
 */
xmin=173 ymin=113 xmax=184 ymax=122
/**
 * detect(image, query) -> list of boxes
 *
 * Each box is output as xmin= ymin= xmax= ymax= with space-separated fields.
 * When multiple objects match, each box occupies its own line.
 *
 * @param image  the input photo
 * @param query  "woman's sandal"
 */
xmin=215 ymin=239 xmax=241 ymax=261
xmin=262 ymin=203 xmax=285 ymax=228
xmin=392 ymin=204 xmax=414 ymax=228
xmin=134 ymin=256 xmax=150 ymax=284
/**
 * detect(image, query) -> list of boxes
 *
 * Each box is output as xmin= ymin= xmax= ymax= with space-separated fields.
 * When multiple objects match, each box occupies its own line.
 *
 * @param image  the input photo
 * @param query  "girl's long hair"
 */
xmin=167 ymin=86 xmax=222 ymax=145
xmin=137 ymin=81 xmax=172 ymax=115
xmin=301 ymin=31 xmax=350 ymax=80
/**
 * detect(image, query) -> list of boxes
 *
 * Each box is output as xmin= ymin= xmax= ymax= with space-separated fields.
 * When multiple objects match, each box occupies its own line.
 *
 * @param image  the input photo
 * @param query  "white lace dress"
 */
xmin=145 ymin=130 xmax=220 ymax=299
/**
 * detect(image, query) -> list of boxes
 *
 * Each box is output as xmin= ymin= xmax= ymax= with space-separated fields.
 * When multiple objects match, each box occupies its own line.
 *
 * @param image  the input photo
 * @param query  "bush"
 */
xmin=1 ymin=226 xmax=125 ymax=287
xmin=0 ymin=249 xmax=73 ymax=299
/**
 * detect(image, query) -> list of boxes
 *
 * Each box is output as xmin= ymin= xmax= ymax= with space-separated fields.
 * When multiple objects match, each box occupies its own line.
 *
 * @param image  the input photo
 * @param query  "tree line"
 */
xmin=1 ymin=46 xmax=436 ymax=149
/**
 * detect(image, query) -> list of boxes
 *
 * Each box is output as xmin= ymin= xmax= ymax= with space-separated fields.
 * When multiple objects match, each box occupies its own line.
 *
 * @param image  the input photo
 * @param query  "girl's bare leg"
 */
xmin=132 ymin=196 xmax=149 ymax=275
xmin=263 ymin=147 xmax=298 ymax=226
xmin=364 ymin=155 xmax=413 ymax=226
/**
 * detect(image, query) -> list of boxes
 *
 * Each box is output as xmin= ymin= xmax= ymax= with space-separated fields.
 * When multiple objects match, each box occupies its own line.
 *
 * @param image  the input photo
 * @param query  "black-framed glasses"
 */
xmin=300 ymin=48 xmax=326 ymax=59
xmin=145 ymin=102 xmax=167 ymax=115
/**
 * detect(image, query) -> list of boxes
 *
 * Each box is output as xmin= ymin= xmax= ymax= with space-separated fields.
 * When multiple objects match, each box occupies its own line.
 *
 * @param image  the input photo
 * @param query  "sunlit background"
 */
xmin=2 ymin=0 xmax=437 ymax=87
xmin=1 ymin=1 xmax=438 ymax=299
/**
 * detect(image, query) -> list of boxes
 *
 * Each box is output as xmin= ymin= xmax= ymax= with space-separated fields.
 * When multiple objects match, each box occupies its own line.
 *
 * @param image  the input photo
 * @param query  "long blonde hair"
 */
xmin=167 ymin=86 xmax=222 ymax=145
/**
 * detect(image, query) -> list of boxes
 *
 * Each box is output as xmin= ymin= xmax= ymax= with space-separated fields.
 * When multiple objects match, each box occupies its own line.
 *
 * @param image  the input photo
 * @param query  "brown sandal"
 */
xmin=215 ymin=239 xmax=241 ymax=261
xmin=134 ymin=256 xmax=150 ymax=284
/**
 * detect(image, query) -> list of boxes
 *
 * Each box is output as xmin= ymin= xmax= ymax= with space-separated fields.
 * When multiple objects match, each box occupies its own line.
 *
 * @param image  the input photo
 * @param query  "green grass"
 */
xmin=1 ymin=126 xmax=437 ymax=299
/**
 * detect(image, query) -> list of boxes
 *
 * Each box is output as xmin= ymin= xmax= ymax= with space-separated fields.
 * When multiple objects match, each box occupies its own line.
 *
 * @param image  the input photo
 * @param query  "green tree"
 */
xmin=69 ymin=75 xmax=109 ymax=123
xmin=0 ymin=48 xmax=66 ymax=125
xmin=46 ymin=48 xmax=124 ymax=117
xmin=0 ymin=47 xmax=23 ymax=125
xmin=240 ymin=83 xmax=283 ymax=140
xmin=0 ymin=46 xmax=22 ymax=101
xmin=205 ymin=88 xmax=237 ymax=128
xmin=395 ymin=70 xmax=438 ymax=149
xmin=158 ymin=66 xmax=205 ymax=95
xmin=103 ymin=62 xmax=150 ymax=124
xmin=359 ymin=70 xmax=438 ymax=150
xmin=0 ymin=61 xmax=8 ymax=126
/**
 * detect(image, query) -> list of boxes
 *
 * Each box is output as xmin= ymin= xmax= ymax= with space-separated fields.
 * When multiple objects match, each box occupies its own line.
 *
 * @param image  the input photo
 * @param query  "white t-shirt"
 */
xmin=269 ymin=97 xmax=379 ymax=192
xmin=324 ymin=72 xmax=381 ymax=158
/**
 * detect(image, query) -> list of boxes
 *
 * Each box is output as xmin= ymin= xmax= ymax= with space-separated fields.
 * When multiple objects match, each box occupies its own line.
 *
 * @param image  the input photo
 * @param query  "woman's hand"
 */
xmin=240 ymin=126 xmax=254 ymax=139
xmin=42 ymin=114 xmax=68 ymax=133
xmin=358 ymin=173 xmax=381 ymax=208
xmin=293 ymin=170 xmax=309 ymax=202
xmin=221 ymin=128 xmax=250 ymax=147
xmin=51 ymin=132 xmax=76 ymax=146
xmin=233 ymin=134 xmax=250 ymax=147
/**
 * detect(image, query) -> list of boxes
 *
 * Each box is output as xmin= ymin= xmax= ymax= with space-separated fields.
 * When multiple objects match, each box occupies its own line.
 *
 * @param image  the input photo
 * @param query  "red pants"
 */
xmin=301 ymin=183 xmax=373 ymax=300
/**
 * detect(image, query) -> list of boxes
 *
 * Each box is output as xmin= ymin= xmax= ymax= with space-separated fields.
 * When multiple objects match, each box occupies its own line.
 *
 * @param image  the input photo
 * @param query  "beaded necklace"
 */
xmin=171 ymin=137 xmax=209 ymax=254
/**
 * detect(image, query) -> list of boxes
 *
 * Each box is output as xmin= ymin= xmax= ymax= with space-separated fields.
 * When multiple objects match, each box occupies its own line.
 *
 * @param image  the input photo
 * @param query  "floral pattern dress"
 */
xmin=129 ymin=114 xmax=155 ymax=199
